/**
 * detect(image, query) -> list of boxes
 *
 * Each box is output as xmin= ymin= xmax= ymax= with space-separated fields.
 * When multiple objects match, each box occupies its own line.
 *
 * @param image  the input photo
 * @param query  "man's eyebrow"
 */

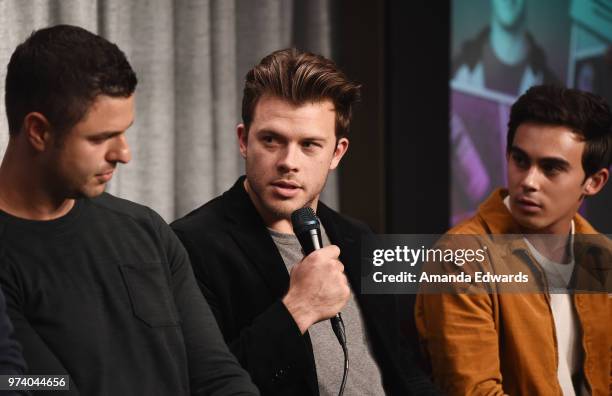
xmin=301 ymin=135 xmax=326 ymax=141
xmin=509 ymin=146 xmax=570 ymax=168
xmin=538 ymin=157 xmax=570 ymax=169
xmin=89 ymin=121 xmax=134 ymax=138
xmin=89 ymin=131 xmax=121 ymax=139
xmin=255 ymin=129 xmax=287 ymax=142
xmin=508 ymin=146 xmax=528 ymax=157
xmin=257 ymin=128 xmax=282 ymax=136
xmin=256 ymin=128 xmax=328 ymax=142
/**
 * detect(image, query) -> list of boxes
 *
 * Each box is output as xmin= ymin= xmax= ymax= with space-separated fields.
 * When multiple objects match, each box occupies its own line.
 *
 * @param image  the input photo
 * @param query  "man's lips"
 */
xmin=96 ymin=169 xmax=114 ymax=182
xmin=272 ymin=180 xmax=301 ymax=188
xmin=270 ymin=180 xmax=301 ymax=198
xmin=514 ymin=196 xmax=542 ymax=213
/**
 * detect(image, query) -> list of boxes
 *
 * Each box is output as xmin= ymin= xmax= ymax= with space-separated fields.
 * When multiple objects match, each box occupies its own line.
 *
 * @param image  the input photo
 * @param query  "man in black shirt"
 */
xmin=0 ymin=25 xmax=258 ymax=395
xmin=172 ymin=49 xmax=440 ymax=395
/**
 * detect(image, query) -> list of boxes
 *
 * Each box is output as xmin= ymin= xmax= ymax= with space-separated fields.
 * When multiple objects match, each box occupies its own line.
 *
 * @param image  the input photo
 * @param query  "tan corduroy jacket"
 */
xmin=416 ymin=189 xmax=612 ymax=396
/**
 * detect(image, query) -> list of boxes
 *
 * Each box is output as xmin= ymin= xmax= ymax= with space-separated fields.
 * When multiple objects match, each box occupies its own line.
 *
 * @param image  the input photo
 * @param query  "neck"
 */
xmin=490 ymin=19 xmax=527 ymax=66
xmin=520 ymin=220 xmax=573 ymax=264
xmin=243 ymin=178 xmax=319 ymax=234
xmin=0 ymin=141 xmax=74 ymax=220
xmin=504 ymin=193 xmax=574 ymax=263
xmin=523 ymin=231 xmax=572 ymax=264
xmin=266 ymin=219 xmax=295 ymax=234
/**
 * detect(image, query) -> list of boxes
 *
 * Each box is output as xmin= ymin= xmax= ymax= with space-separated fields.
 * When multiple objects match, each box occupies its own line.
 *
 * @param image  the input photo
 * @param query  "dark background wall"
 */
xmin=385 ymin=1 xmax=450 ymax=233
xmin=332 ymin=1 xmax=451 ymax=234
xmin=331 ymin=0 xmax=388 ymax=233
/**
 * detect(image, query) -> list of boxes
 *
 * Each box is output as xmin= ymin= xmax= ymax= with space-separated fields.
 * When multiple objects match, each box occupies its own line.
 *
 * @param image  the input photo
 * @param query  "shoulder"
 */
xmin=90 ymin=193 xmax=156 ymax=220
xmin=171 ymin=194 xmax=226 ymax=235
xmin=447 ymin=215 xmax=488 ymax=235
xmin=435 ymin=215 xmax=493 ymax=254
xmin=88 ymin=193 xmax=169 ymax=234
xmin=170 ymin=194 xmax=236 ymax=262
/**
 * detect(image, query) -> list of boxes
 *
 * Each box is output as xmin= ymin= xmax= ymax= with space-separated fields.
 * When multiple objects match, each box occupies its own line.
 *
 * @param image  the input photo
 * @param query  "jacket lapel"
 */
xmin=224 ymin=178 xmax=320 ymax=394
xmin=317 ymin=204 xmax=361 ymax=289
xmin=223 ymin=178 xmax=290 ymax=299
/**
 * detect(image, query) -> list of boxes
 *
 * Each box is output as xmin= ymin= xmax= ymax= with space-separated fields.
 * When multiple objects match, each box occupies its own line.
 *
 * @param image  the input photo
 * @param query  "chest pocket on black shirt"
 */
xmin=119 ymin=264 xmax=179 ymax=327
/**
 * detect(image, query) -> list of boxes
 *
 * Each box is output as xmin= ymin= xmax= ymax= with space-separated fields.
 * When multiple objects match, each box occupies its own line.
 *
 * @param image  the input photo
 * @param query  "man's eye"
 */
xmin=542 ymin=165 xmax=563 ymax=176
xmin=89 ymin=136 xmax=107 ymax=144
xmin=262 ymin=136 xmax=275 ymax=144
xmin=302 ymin=141 xmax=319 ymax=149
xmin=512 ymin=153 xmax=528 ymax=168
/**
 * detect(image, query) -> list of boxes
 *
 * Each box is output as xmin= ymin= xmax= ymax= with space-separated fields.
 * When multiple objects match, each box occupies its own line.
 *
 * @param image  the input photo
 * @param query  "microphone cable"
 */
xmin=331 ymin=313 xmax=348 ymax=396
xmin=291 ymin=207 xmax=349 ymax=396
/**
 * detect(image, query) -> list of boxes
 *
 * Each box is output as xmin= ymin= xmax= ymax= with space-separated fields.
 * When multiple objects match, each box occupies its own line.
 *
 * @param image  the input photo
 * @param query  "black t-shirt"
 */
xmin=0 ymin=193 xmax=258 ymax=396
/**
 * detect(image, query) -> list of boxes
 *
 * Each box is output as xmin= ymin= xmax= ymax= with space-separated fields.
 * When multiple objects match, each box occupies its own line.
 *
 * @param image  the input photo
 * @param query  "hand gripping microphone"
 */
xmin=291 ymin=207 xmax=348 ymax=396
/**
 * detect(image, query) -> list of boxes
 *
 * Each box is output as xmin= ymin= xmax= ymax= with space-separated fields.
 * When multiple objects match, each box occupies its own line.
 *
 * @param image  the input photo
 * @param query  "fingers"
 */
xmin=307 ymin=244 xmax=340 ymax=260
xmin=331 ymin=259 xmax=344 ymax=273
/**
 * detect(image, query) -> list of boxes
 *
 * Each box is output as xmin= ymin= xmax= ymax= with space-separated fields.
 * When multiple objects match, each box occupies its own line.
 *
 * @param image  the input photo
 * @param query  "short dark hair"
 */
xmin=241 ymin=48 xmax=361 ymax=138
xmin=5 ymin=24 xmax=137 ymax=136
xmin=507 ymin=85 xmax=612 ymax=177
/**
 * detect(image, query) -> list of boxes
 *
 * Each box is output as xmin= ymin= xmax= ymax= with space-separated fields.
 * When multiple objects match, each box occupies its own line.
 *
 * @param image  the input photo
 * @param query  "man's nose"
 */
xmin=106 ymin=135 xmax=131 ymax=164
xmin=520 ymin=166 xmax=540 ymax=192
xmin=277 ymin=143 xmax=299 ymax=173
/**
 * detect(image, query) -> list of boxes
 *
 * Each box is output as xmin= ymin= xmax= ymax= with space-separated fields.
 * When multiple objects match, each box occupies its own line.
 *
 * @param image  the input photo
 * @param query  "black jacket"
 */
xmin=171 ymin=177 xmax=439 ymax=395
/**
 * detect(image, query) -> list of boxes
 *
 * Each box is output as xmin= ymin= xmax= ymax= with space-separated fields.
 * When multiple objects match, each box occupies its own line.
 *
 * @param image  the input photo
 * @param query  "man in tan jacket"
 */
xmin=416 ymin=85 xmax=612 ymax=395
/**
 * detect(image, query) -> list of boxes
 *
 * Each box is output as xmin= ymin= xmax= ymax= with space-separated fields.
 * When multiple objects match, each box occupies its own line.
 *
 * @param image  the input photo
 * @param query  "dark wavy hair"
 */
xmin=242 ymin=48 xmax=361 ymax=138
xmin=507 ymin=84 xmax=612 ymax=177
xmin=5 ymin=24 xmax=137 ymax=136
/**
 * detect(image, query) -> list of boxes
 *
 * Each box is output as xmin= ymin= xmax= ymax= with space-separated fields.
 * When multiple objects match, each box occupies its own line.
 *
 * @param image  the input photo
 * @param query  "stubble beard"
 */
xmin=248 ymin=177 xmax=317 ymax=223
xmin=264 ymin=185 xmax=316 ymax=221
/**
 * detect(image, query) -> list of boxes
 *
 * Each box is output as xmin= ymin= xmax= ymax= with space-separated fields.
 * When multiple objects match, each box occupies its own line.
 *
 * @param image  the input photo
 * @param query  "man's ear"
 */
xmin=237 ymin=123 xmax=248 ymax=159
xmin=583 ymin=168 xmax=609 ymax=196
xmin=329 ymin=137 xmax=349 ymax=170
xmin=23 ymin=112 xmax=52 ymax=152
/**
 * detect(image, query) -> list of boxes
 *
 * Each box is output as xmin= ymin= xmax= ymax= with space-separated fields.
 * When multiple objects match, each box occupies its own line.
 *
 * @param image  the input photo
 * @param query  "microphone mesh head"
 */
xmin=291 ymin=207 xmax=319 ymax=234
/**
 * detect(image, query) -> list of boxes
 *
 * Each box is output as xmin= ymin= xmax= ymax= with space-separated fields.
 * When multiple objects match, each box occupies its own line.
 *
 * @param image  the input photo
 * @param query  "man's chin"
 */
xmin=74 ymin=184 xmax=107 ymax=199
xmin=263 ymin=198 xmax=309 ymax=220
xmin=513 ymin=214 xmax=548 ymax=233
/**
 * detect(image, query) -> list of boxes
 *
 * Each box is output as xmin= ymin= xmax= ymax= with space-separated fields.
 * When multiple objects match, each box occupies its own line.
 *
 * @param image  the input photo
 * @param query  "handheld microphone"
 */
xmin=291 ymin=207 xmax=324 ymax=253
xmin=291 ymin=207 xmax=348 ymax=396
xmin=290 ymin=207 xmax=343 ymax=329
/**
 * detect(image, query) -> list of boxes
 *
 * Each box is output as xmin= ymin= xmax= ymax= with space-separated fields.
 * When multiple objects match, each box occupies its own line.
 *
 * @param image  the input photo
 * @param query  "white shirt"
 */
xmin=504 ymin=197 xmax=587 ymax=395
